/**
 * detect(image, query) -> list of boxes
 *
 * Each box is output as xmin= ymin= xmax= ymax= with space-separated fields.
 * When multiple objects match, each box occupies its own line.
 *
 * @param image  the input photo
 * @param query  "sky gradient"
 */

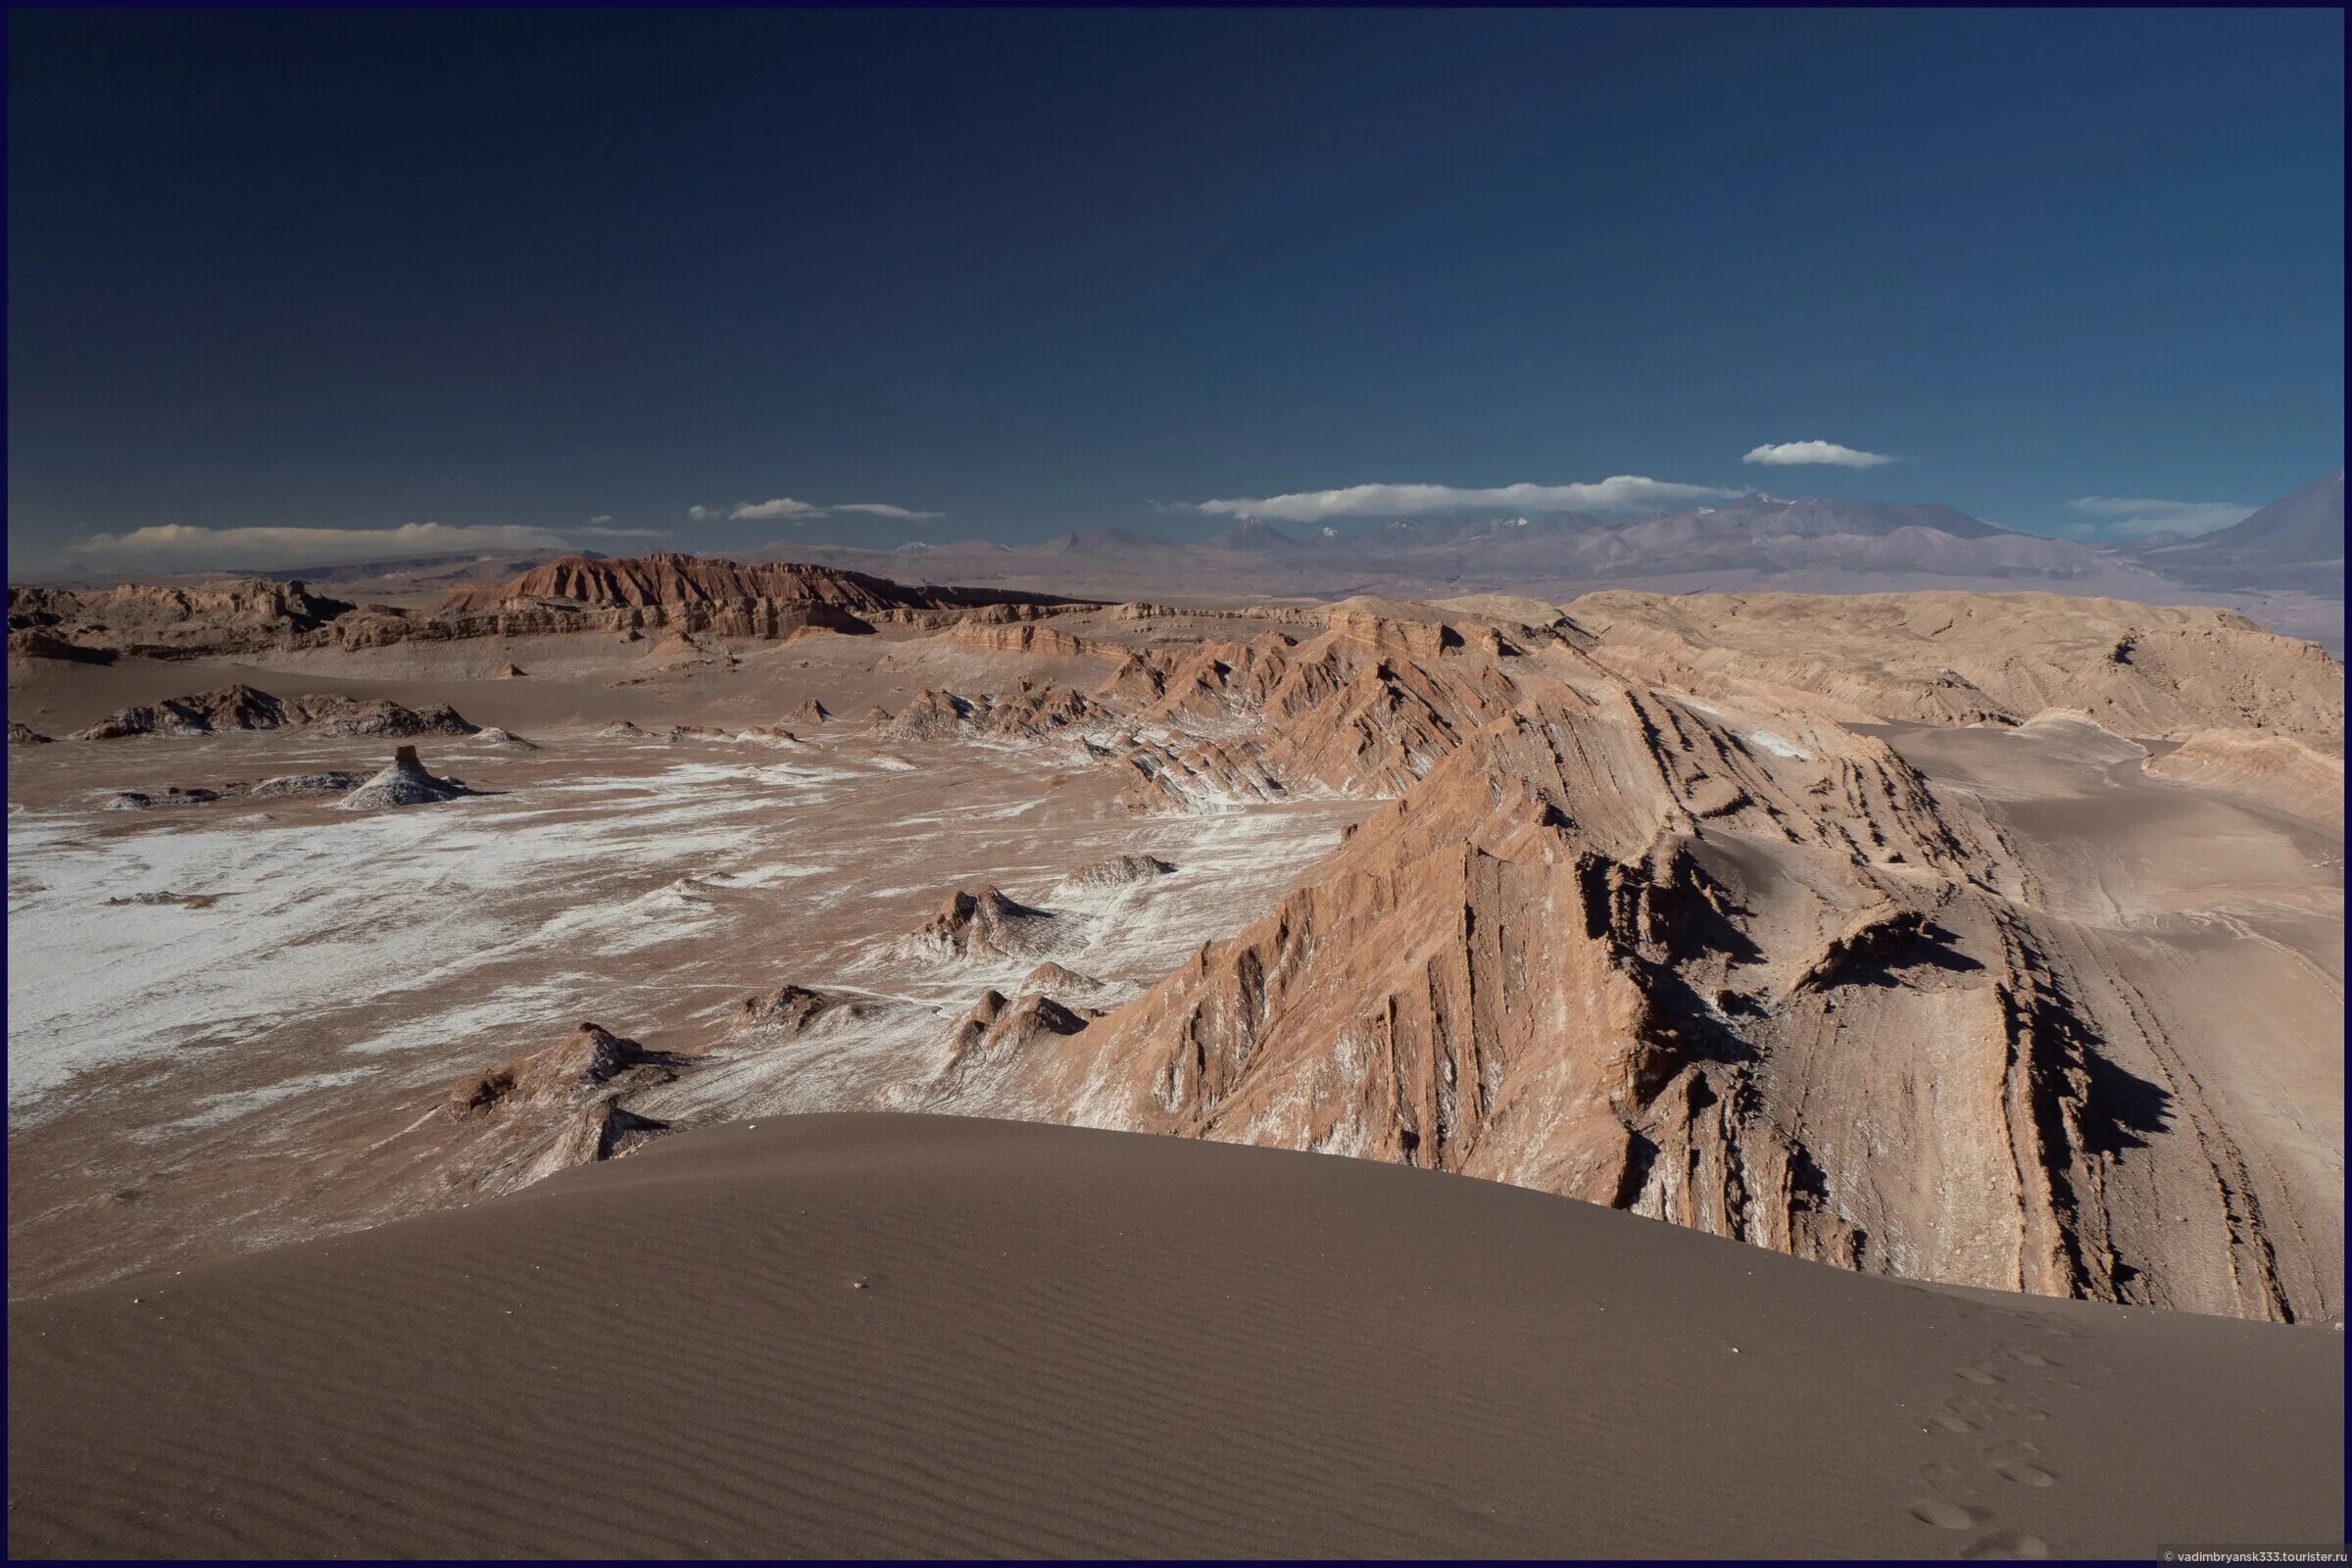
xmin=8 ymin=7 xmax=2344 ymax=570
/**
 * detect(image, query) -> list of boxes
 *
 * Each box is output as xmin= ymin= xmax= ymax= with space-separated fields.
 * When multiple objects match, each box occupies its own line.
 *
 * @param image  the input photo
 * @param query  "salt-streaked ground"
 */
xmin=5 ymin=718 xmax=1367 ymax=1296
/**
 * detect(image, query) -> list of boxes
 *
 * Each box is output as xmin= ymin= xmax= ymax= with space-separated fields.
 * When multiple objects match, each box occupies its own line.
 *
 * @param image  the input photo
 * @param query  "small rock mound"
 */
xmin=493 ymin=662 xmax=527 ymax=678
xmin=598 ymin=719 xmax=652 ymax=739
xmin=1017 ymin=960 xmax=1110 ymax=1001
xmin=102 ymin=787 xmax=220 ymax=811
xmin=1057 ymin=853 xmax=1178 ymax=892
xmin=880 ymin=689 xmax=976 ymax=742
xmin=732 ymin=983 xmax=884 ymax=1039
xmin=796 ymin=698 xmax=831 ymax=724
xmin=1787 ymin=905 xmax=1936 ymax=996
xmin=474 ymin=726 xmax=540 ymax=750
xmin=7 ymin=722 xmax=53 ymax=746
xmin=74 ymin=684 xmax=289 ymax=740
xmin=940 ymin=989 xmax=1097 ymax=1088
xmin=904 ymin=884 xmax=1058 ymax=961
xmin=449 ymin=1021 xmax=684 ymax=1115
xmin=305 ymin=698 xmax=476 ymax=739
xmin=71 ymin=686 xmax=476 ymax=742
xmin=102 ymin=890 xmax=220 ymax=909
xmin=339 ymin=747 xmax=474 ymax=810
xmin=247 ymin=771 xmax=362 ymax=800
xmin=445 ymin=1021 xmax=684 ymax=1175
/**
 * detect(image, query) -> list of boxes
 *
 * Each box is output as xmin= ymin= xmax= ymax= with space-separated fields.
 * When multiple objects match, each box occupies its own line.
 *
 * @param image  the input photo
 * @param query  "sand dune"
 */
xmin=7 ymin=1114 xmax=2340 ymax=1560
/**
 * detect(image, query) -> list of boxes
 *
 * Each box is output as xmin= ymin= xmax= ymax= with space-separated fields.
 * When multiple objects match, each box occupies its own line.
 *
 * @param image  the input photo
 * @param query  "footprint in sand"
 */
xmin=1962 ymin=1528 xmax=2052 ymax=1559
xmin=1908 ymin=1497 xmax=1988 ymax=1530
xmin=1919 ymin=1460 xmax=1976 ymax=1496
xmin=1957 ymin=1365 xmax=2005 ymax=1385
xmin=1995 ymin=1460 xmax=2057 ymax=1489
xmin=2003 ymin=1347 xmax=2057 ymax=1367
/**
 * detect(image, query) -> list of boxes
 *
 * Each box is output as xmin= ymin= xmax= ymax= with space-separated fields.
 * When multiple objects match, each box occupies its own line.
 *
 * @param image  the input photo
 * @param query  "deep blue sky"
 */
xmin=8 ymin=7 xmax=2344 ymax=568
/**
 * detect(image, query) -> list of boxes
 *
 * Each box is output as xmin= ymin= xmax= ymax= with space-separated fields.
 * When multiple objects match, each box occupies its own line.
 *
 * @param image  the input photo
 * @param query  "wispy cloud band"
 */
xmin=65 ymin=521 xmax=669 ymax=568
xmin=1197 ymin=476 xmax=1736 ymax=522
xmin=2066 ymin=495 xmax=2253 ymax=539
xmin=76 ymin=523 xmax=573 ymax=566
xmin=694 ymin=496 xmax=944 ymax=523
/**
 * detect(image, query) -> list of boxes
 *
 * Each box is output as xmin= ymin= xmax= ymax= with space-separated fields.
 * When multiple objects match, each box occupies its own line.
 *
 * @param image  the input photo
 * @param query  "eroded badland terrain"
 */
xmin=7 ymin=558 xmax=2344 ymax=1322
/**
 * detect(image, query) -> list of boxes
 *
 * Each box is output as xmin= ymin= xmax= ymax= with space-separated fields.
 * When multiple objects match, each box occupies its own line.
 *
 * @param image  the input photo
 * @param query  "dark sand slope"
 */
xmin=9 ymin=1117 xmax=2342 ymax=1560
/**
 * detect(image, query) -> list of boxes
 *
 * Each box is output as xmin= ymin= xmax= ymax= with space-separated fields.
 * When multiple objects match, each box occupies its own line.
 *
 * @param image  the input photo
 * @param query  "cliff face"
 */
xmin=439 ymin=554 xmax=927 ymax=612
xmin=438 ymin=553 xmax=1091 ymax=616
xmin=913 ymin=601 xmax=2332 ymax=1321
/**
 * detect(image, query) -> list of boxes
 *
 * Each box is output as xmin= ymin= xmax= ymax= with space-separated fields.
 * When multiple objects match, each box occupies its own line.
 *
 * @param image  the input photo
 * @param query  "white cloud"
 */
xmin=1742 ymin=441 xmax=1894 ymax=468
xmin=686 ymin=505 xmax=718 ymax=520
xmin=588 ymin=514 xmax=613 ymax=524
xmin=70 ymin=522 xmax=581 ymax=568
xmin=729 ymin=497 xmax=823 ymax=520
xmin=830 ymin=502 xmax=943 ymax=521
xmin=578 ymin=525 xmax=666 ymax=540
xmin=1196 ymin=476 xmax=1736 ymax=522
xmin=2066 ymin=496 xmax=2253 ymax=539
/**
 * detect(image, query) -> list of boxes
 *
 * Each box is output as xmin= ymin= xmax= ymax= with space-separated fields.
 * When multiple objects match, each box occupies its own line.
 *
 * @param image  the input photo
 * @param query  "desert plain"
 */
xmin=6 ymin=556 xmax=2345 ymax=1558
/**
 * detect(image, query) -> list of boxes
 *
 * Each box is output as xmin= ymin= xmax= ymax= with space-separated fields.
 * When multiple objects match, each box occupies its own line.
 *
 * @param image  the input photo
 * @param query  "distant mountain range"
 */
xmin=24 ymin=475 xmax=2342 ymax=651
xmin=766 ymin=480 xmax=2342 ymax=650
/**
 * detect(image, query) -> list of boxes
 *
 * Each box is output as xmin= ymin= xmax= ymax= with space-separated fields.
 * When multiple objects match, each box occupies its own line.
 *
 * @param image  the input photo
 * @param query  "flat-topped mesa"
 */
xmin=444 ymin=555 xmax=900 ymax=612
xmin=441 ymin=554 xmax=1089 ymax=621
